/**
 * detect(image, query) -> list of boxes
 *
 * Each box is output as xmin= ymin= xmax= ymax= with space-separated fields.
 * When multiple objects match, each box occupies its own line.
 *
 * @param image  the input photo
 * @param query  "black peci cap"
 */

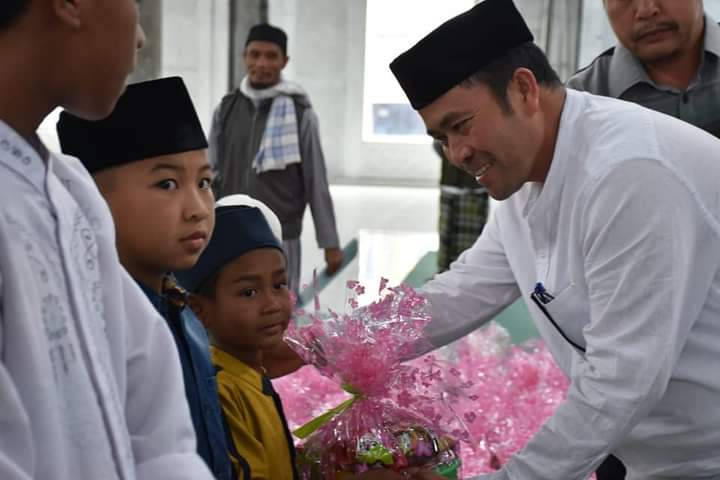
xmin=389 ymin=0 xmax=533 ymax=110
xmin=57 ymin=76 xmax=208 ymax=173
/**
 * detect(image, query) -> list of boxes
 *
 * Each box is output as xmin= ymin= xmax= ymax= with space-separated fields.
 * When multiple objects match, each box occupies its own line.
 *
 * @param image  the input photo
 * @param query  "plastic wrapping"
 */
xmin=284 ymin=281 xmax=463 ymax=479
xmin=276 ymin=318 xmax=569 ymax=478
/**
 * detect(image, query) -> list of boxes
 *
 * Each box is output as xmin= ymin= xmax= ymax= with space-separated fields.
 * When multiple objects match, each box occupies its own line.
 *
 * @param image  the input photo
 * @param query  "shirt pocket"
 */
xmin=533 ymin=281 xmax=590 ymax=353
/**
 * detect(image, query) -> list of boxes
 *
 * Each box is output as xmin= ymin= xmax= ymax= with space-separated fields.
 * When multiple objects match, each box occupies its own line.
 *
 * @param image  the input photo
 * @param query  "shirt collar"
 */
xmin=0 ymin=119 xmax=47 ymax=195
xmin=136 ymin=276 xmax=189 ymax=318
xmin=609 ymin=15 xmax=720 ymax=97
xmin=524 ymin=89 xmax=583 ymax=220
xmin=212 ymin=347 xmax=273 ymax=395
xmin=137 ymin=281 xmax=164 ymax=311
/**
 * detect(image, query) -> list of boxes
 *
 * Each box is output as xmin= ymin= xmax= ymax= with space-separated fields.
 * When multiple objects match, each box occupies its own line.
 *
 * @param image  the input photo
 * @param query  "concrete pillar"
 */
xmin=130 ymin=0 xmax=163 ymax=82
xmin=229 ymin=0 xmax=268 ymax=89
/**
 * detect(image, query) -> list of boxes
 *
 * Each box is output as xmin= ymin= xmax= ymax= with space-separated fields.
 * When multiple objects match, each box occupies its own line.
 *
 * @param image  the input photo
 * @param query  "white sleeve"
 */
xmin=0 ymin=275 xmax=34 ymax=479
xmin=420 ymin=209 xmax=521 ymax=351
xmin=120 ymin=271 xmax=214 ymax=480
xmin=486 ymin=160 xmax=717 ymax=479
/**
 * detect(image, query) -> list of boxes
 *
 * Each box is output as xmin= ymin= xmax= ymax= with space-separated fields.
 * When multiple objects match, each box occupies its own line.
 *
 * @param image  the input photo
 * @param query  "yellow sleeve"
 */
xmin=216 ymin=374 xmax=270 ymax=480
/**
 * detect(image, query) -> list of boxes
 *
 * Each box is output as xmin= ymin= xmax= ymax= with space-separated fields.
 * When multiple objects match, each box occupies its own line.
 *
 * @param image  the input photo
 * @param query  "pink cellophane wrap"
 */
xmin=275 ymin=281 xmax=570 ymax=478
xmin=281 ymin=281 xmax=465 ymax=478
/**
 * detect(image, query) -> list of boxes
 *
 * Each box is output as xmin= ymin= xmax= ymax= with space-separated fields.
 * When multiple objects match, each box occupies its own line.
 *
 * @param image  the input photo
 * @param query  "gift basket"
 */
xmin=276 ymin=291 xmax=570 ymax=478
xmin=285 ymin=280 xmax=465 ymax=479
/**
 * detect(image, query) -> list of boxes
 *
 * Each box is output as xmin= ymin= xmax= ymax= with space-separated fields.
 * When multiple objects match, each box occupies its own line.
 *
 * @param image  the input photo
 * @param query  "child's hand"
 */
xmin=325 ymin=247 xmax=343 ymax=275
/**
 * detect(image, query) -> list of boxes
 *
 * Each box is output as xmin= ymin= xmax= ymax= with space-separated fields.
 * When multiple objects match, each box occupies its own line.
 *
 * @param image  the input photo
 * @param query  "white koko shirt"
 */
xmin=423 ymin=90 xmax=720 ymax=480
xmin=0 ymin=120 xmax=213 ymax=480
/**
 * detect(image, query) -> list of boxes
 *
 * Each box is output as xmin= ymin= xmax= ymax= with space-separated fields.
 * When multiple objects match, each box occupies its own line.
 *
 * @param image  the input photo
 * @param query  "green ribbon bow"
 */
xmin=293 ymin=384 xmax=362 ymax=439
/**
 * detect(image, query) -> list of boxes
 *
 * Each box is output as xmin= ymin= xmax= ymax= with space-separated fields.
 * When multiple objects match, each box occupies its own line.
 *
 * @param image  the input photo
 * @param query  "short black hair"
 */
xmin=0 ymin=0 xmax=31 ymax=29
xmin=462 ymin=42 xmax=562 ymax=113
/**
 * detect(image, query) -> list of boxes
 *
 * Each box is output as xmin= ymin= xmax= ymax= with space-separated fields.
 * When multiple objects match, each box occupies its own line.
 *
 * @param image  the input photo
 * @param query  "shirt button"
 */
xmin=22 ymin=155 xmax=31 ymax=165
xmin=0 ymin=139 xmax=9 ymax=151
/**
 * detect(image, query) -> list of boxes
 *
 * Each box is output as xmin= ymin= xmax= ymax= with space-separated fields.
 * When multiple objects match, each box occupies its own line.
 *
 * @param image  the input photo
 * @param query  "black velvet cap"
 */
xmin=389 ymin=0 xmax=533 ymax=110
xmin=56 ymin=77 xmax=208 ymax=174
xmin=246 ymin=23 xmax=288 ymax=55
xmin=175 ymin=205 xmax=284 ymax=293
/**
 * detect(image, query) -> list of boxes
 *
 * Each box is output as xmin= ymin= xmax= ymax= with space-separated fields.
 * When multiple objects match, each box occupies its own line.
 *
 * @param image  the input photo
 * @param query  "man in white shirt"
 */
xmin=390 ymin=0 xmax=720 ymax=479
xmin=0 ymin=1 xmax=214 ymax=479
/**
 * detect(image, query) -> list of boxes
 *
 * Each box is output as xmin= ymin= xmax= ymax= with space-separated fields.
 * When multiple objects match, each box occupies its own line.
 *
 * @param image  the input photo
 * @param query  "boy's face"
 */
xmin=200 ymin=248 xmax=291 ymax=353
xmin=95 ymin=149 xmax=215 ymax=280
xmin=64 ymin=0 xmax=146 ymax=120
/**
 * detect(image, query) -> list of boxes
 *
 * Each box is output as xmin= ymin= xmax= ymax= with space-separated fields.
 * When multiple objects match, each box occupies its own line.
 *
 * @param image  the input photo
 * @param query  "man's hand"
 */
xmin=325 ymin=247 xmax=343 ymax=275
xmin=262 ymin=339 xmax=305 ymax=378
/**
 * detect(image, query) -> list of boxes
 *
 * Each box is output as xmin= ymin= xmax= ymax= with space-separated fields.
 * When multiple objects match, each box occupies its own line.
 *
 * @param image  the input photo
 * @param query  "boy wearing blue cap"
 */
xmin=177 ymin=198 xmax=299 ymax=480
xmin=56 ymin=77 xmax=237 ymax=480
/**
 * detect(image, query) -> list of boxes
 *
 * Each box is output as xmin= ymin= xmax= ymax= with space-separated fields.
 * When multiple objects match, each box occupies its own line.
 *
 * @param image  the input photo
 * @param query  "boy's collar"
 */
xmin=136 ymin=275 xmax=188 ymax=311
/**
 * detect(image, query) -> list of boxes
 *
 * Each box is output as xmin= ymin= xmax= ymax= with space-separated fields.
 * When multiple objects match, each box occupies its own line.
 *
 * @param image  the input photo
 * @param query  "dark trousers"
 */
xmin=596 ymin=455 xmax=626 ymax=480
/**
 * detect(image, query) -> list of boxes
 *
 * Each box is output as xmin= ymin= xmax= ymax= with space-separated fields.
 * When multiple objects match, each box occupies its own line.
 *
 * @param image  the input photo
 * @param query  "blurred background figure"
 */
xmin=208 ymin=23 xmax=342 ymax=295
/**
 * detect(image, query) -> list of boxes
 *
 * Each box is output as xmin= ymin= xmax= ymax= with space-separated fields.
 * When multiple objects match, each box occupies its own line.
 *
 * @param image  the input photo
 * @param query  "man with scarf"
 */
xmin=209 ymin=24 xmax=342 ymax=295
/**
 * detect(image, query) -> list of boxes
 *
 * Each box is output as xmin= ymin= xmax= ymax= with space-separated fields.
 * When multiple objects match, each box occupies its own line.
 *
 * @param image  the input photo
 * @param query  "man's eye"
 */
xmin=157 ymin=179 xmax=178 ymax=190
xmin=452 ymin=118 xmax=470 ymax=132
xmin=199 ymin=178 xmax=212 ymax=190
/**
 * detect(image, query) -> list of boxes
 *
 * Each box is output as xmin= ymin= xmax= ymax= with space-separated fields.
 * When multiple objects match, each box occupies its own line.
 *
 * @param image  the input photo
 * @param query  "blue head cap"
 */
xmin=176 ymin=204 xmax=283 ymax=293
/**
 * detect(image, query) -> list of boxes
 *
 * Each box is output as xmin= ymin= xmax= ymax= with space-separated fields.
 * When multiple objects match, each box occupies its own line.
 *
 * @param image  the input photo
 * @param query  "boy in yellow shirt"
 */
xmin=178 ymin=198 xmax=422 ymax=480
xmin=178 ymin=196 xmax=298 ymax=480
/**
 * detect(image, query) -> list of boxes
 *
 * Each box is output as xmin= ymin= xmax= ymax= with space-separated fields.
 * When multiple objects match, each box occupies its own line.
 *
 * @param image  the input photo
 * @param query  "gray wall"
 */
xmin=162 ymin=0 xmax=231 ymax=133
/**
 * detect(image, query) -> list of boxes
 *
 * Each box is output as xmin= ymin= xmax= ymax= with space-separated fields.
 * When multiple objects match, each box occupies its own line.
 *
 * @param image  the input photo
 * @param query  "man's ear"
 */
xmin=51 ymin=0 xmax=83 ymax=29
xmin=187 ymin=293 xmax=212 ymax=328
xmin=509 ymin=67 xmax=541 ymax=115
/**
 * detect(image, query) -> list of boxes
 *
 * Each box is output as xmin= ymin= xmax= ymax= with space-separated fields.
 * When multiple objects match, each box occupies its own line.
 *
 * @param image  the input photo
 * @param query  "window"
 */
xmin=362 ymin=0 xmax=475 ymax=143
xmin=579 ymin=0 xmax=720 ymax=68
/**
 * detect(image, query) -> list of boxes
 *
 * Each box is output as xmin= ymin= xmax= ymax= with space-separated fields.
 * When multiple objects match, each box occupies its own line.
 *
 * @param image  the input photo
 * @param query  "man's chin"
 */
xmin=249 ymin=79 xmax=278 ymax=90
xmin=632 ymin=42 xmax=682 ymax=65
